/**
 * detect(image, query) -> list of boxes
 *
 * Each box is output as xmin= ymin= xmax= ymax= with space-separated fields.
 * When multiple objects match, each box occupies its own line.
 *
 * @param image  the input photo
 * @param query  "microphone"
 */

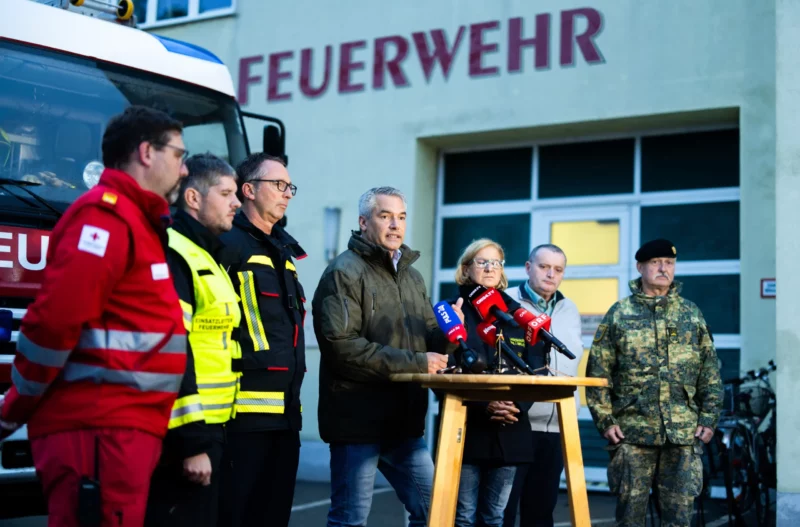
xmin=466 ymin=285 xmax=520 ymax=329
xmin=432 ymin=301 xmax=486 ymax=374
xmin=476 ymin=322 xmax=535 ymax=375
xmin=513 ymin=309 xmax=577 ymax=360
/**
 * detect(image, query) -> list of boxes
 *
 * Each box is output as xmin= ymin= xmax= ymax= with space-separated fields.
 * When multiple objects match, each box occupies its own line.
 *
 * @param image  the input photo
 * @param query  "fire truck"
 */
xmin=0 ymin=0 xmax=286 ymax=516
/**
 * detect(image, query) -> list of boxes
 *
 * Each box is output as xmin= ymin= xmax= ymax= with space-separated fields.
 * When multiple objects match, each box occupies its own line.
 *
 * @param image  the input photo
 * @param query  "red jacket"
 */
xmin=1 ymin=169 xmax=187 ymax=439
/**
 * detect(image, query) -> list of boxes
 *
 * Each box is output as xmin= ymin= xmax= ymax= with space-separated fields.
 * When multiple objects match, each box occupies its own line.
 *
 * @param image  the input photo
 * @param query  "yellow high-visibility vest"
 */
xmin=167 ymin=229 xmax=242 ymax=427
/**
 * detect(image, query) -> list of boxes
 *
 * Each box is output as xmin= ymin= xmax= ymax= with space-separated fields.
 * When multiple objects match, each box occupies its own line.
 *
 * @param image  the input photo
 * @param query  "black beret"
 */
xmin=635 ymin=238 xmax=677 ymax=262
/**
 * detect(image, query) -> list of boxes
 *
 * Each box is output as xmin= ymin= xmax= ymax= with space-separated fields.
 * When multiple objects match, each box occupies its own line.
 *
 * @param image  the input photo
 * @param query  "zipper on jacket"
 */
xmin=342 ymin=297 xmax=349 ymax=331
xmin=370 ymin=292 xmax=376 ymax=322
xmin=545 ymin=349 xmax=557 ymax=431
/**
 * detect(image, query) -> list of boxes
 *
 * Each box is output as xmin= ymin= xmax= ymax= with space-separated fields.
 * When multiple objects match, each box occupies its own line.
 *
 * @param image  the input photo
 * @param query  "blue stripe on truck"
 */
xmin=151 ymin=35 xmax=223 ymax=65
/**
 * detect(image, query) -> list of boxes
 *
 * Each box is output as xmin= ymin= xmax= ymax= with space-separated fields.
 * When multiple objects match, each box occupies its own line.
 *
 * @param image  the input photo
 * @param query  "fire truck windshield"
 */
xmin=0 ymin=39 xmax=247 ymax=218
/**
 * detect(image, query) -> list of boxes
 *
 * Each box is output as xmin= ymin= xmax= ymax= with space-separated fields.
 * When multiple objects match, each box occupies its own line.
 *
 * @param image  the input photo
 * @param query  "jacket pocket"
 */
xmin=252 ymin=269 xmax=291 ymax=325
xmin=683 ymin=384 xmax=699 ymax=413
xmin=605 ymin=442 xmax=628 ymax=495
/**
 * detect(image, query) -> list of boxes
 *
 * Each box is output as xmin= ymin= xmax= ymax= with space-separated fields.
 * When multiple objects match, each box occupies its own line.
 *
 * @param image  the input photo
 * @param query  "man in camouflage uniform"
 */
xmin=586 ymin=238 xmax=722 ymax=527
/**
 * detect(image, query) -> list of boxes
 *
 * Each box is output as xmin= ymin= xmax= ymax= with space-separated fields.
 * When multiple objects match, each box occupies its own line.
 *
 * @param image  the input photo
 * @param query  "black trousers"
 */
xmin=503 ymin=431 xmax=564 ymax=527
xmin=145 ymin=426 xmax=225 ymax=527
xmin=217 ymin=429 xmax=300 ymax=527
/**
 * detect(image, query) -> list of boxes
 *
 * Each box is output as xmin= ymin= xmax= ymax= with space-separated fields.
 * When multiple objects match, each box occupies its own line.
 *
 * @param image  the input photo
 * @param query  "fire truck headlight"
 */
xmin=83 ymin=161 xmax=104 ymax=189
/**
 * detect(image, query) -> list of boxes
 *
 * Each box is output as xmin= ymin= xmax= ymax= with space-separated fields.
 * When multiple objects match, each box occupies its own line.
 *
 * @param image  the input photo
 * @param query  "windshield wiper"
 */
xmin=0 ymin=178 xmax=62 ymax=218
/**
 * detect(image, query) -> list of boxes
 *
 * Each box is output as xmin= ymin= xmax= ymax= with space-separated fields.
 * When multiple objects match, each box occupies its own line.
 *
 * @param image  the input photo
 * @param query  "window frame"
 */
xmin=138 ymin=0 xmax=236 ymax=29
xmin=429 ymin=123 xmax=742 ymax=436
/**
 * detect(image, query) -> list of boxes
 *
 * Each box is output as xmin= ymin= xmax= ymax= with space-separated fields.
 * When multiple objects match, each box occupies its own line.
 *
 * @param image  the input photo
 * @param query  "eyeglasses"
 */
xmin=154 ymin=142 xmax=189 ymax=162
xmin=249 ymin=178 xmax=298 ymax=196
xmin=471 ymin=259 xmax=505 ymax=270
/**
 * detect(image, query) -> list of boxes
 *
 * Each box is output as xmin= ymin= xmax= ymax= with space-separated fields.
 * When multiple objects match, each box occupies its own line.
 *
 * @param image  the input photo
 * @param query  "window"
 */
xmin=440 ymin=214 xmax=530 ymax=268
xmin=640 ymin=202 xmax=739 ymax=260
xmin=443 ymin=147 xmax=532 ymax=204
xmin=538 ymin=138 xmax=634 ymax=198
xmin=135 ymin=0 xmax=234 ymax=27
xmin=678 ymin=275 xmax=740 ymax=334
xmin=641 ymin=129 xmax=739 ymax=192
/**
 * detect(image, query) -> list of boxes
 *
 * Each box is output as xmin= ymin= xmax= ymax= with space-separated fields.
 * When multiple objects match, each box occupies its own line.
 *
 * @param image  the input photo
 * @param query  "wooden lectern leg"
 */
xmin=428 ymin=392 xmax=467 ymax=527
xmin=556 ymin=397 xmax=591 ymax=527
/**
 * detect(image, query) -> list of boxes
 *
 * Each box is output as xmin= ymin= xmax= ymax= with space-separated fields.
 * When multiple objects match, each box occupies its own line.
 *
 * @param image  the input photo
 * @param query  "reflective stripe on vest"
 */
xmin=179 ymin=299 xmax=193 ymax=331
xmin=247 ymin=255 xmax=274 ymax=267
xmin=238 ymin=270 xmax=269 ymax=351
xmin=169 ymin=393 xmax=205 ymax=429
xmin=234 ymin=390 xmax=284 ymax=414
xmin=62 ymin=363 xmax=182 ymax=392
xmin=168 ymin=229 xmax=241 ymax=425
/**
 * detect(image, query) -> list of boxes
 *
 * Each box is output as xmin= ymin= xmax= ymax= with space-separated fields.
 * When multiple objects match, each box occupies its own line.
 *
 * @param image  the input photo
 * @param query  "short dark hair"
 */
xmin=175 ymin=153 xmax=236 ymax=211
xmin=102 ymin=106 xmax=184 ymax=169
xmin=528 ymin=244 xmax=567 ymax=265
xmin=235 ymin=152 xmax=286 ymax=200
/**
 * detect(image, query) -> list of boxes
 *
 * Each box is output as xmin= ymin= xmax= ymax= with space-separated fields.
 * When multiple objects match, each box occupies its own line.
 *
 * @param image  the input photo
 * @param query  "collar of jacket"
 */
xmin=517 ymin=283 xmax=564 ymax=307
xmin=98 ymin=168 xmax=171 ymax=230
xmin=232 ymin=211 xmax=307 ymax=260
xmin=629 ymin=277 xmax=683 ymax=306
xmin=347 ymin=230 xmax=420 ymax=272
xmin=171 ymin=209 xmax=223 ymax=259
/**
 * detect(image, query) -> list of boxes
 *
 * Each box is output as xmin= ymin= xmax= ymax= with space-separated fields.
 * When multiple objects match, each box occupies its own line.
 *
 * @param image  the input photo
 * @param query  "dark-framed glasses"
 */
xmin=249 ymin=178 xmax=298 ymax=196
xmin=154 ymin=142 xmax=189 ymax=162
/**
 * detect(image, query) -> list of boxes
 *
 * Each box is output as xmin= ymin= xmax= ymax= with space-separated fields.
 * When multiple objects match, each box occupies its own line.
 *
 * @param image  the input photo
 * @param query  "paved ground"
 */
xmin=0 ymin=481 xmax=775 ymax=526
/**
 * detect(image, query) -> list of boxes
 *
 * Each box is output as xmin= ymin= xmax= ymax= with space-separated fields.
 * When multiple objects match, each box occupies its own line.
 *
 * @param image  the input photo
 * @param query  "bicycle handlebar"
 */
xmin=722 ymin=360 xmax=776 ymax=385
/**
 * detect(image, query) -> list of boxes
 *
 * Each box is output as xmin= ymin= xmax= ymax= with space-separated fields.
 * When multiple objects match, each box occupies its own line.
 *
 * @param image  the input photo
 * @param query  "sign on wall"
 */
xmin=238 ymin=7 xmax=605 ymax=104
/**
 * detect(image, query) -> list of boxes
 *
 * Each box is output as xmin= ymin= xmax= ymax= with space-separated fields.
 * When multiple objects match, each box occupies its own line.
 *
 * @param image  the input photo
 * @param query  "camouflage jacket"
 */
xmin=586 ymin=279 xmax=722 ymax=446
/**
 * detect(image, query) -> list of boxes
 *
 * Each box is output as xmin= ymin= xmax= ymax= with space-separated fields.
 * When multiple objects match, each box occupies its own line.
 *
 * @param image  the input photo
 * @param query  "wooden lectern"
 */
xmin=390 ymin=374 xmax=608 ymax=527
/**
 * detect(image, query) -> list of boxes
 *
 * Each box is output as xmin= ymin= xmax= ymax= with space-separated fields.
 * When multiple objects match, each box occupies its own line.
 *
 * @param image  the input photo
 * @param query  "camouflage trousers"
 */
xmin=606 ymin=442 xmax=704 ymax=527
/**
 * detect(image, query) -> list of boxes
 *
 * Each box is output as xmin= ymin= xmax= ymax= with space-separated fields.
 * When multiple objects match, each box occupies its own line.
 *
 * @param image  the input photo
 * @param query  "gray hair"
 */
xmin=176 ymin=153 xmax=236 ymax=210
xmin=528 ymin=244 xmax=567 ymax=266
xmin=358 ymin=186 xmax=407 ymax=218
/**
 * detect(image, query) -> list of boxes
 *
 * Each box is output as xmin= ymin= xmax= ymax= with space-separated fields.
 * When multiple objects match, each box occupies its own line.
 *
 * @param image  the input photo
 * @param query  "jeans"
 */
xmin=456 ymin=463 xmax=517 ymax=527
xmin=327 ymin=437 xmax=434 ymax=527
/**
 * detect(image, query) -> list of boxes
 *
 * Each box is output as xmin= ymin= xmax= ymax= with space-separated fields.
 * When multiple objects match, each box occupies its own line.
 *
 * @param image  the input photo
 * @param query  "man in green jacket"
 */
xmin=312 ymin=186 xmax=461 ymax=527
xmin=586 ymin=238 xmax=722 ymax=527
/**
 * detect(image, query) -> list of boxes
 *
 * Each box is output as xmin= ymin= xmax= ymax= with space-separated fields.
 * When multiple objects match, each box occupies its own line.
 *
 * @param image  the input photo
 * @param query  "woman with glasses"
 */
xmin=443 ymin=238 xmax=540 ymax=527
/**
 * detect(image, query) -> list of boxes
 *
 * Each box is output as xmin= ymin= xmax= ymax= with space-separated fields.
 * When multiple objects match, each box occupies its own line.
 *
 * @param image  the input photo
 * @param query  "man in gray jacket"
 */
xmin=503 ymin=244 xmax=583 ymax=527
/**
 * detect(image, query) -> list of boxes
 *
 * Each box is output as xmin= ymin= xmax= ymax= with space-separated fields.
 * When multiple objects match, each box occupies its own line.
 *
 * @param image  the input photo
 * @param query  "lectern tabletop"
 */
xmin=390 ymin=373 xmax=608 ymax=527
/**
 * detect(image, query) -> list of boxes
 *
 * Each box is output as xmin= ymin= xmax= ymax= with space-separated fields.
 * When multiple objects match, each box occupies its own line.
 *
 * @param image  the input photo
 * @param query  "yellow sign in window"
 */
xmin=558 ymin=277 xmax=619 ymax=406
xmin=551 ymin=220 xmax=619 ymax=265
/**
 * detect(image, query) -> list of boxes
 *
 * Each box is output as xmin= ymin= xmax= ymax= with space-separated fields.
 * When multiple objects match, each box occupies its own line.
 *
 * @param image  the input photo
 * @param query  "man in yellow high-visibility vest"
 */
xmin=145 ymin=153 xmax=243 ymax=527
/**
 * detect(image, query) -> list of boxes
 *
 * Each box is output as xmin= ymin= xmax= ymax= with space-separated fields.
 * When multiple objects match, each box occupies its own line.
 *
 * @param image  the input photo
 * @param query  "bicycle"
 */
xmin=712 ymin=361 xmax=776 ymax=526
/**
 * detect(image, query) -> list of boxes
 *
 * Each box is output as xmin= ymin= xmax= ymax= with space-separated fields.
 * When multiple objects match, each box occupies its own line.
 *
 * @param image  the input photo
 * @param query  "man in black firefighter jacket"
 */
xmin=146 ymin=153 xmax=242 ymax=527
xmin=217 ymin=153 xmax=306 ymax=527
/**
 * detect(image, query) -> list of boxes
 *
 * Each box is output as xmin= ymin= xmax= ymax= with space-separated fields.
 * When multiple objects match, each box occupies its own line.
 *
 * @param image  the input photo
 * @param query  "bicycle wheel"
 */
xmin=721 ymin=425 xmax=758 ymax=523
xmin=752 ymin=432 xmax=772 ymax=526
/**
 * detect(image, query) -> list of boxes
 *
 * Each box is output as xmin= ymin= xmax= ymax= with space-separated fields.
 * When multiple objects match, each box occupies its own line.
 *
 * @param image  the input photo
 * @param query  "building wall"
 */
xmin=150 ymin=0 xmax=776 ymax=458
xmin=776 ymin=0 xmax=800 ymax=517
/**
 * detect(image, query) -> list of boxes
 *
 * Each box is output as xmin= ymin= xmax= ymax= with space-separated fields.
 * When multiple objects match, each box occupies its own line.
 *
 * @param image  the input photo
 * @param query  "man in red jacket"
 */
xmin=0 ymin=105 xmax=189 ymax=527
